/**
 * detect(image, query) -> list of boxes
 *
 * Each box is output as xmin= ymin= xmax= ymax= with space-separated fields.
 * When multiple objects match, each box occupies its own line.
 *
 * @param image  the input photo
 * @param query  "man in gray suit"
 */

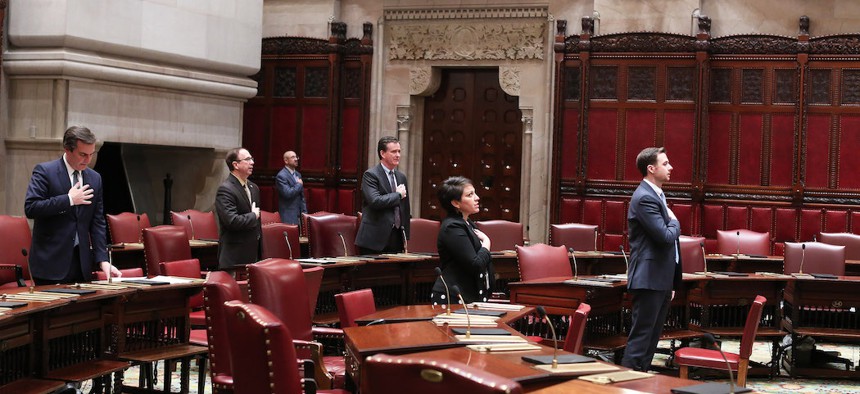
xmin=276 ymin=150 xmax=306 ymax=225
xmin=621 ymin=146 xmax=683 ymax=371
xmin=355 ymin=136 xmax=410 ymax=254
xmin=215 ymin=147 xmax=262 ymax=269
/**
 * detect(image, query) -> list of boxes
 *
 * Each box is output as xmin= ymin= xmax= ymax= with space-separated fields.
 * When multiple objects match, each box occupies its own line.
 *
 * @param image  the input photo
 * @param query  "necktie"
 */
xmin=660 ymin=192 xmax=679 ymax=264
xmin=244 ymin=183 xmax=252 ymax=205
xmin=72 ymin=170 xmax=80 ymax=246
xmin=389 ymin=171 xmax=401 ymax=228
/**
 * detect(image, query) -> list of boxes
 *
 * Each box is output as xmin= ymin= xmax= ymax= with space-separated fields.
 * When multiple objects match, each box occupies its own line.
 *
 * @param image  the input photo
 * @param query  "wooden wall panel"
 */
xmin=770 ymin=114 xmax=794 ymax=186
xmin=586 ymin=109 xmax=618 ymax=180
xmin=806 ymin=114 xmax=832 ymax=189
xmin=269 ymin=107 xmax=298 ymax=168
xmin=838 ymin=116 xmax=860 ymax=190
xmin=623 ymin=110 xmax=657 ymax=180
xmin=560 ymin=108 xmax=580 ymax=179
xmin=707 ymin=112 xmax=732 ymax=184
xmin=663 ymin=111 xmax=695 ymax=184
xmin=737 ymin=114 xmax=764 ymax=185
xmin=299 ymin=105 xmax=329 ymax=172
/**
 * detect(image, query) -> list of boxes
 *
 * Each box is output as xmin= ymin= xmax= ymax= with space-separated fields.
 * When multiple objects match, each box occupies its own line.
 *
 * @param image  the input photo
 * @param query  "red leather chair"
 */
xmin=106 ymin=212 xmax=152 ymax=244
xmin=783 ymin=242 xmax=845 ymax=276
xmin=361 ymin=353 xmax=523 ymax=394
xmin=408 ymin=218 xmax=440 ymax=254
xmin=306 ymin=213 xmax=358 ymax=258
xmin=160 ymin=259 xmax=206 ymax=327
xmin=675 ymin=295 xmax=767 ymax=387
xmin=261 ymin=210 xmax=281 ymax=225
xmin=562 ymin=303 xmax=591 ymax=355
xmin=475 ymin=220 xmax=524 ymax=252
xmin=679 ymin=235 xmax=707 ymax=273
xmin=549 ymin=223 xmax=598 ymax=252
xmin=94 ymin=267 xmax=144 ymax=280
xmin=204 ymin=271 xmax=244 ymax=394
xmin=170 ymin=209 xmax=219 ymax=241
xmin=819 ymin=232 xmax=860 ymax=260
xmin=515 ymin=244 xmax=572 ymax=281
xmin=261 ymin=223 xmax=301 ymax=259
xmin=0 ymin=215 xmax=33 ymax=286
xmin=301 ymin=211 xmax=332 ymax=238
xmin=335 ymin=289 xmax=376 ymax=328
xmin=142 ymin=225 xmax=192 ymax=277
xmin=248 ymin=259 xmax=346 ymax=389
xmin=716 ymin=229 xmax=770 ymax=256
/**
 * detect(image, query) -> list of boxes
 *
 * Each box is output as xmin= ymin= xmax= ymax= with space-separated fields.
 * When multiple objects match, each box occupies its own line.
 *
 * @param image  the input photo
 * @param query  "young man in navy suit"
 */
xmin=621 ymin=147 xmax=683 ymax=371
xmin=275 ymin=150 xmax=306 ymax=225
xmin=24 ymin=126 xmax=121 ymax=284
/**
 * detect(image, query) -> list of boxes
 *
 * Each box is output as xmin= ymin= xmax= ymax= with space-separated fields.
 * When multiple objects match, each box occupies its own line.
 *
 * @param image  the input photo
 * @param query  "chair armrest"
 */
xmin=312 ymin=326 xmax=344 ymax=338
xmin=294 ymin=339 xmax=333 ymax=389
xmin=300 ymin=359 xmax=318 ymax=394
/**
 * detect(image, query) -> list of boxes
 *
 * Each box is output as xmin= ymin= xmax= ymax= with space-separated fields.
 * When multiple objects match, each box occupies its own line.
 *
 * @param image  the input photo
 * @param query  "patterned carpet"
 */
xmin=101 ymin=340 xmax=860 ymax=393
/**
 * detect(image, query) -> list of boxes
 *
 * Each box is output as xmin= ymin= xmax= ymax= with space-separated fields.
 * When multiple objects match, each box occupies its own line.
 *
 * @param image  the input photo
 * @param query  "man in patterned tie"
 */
xmin=622 ymin=146 xmax=683 ymax=372
xmin=356 ymin=136 xmax=411 ymax=254
xmin=276 ymin=150 xmax=306 ymax=225
xmin=24 ymin=126 xmax=121 ymax=284
xmin=215 ymin=147 xmax=262 ymax=269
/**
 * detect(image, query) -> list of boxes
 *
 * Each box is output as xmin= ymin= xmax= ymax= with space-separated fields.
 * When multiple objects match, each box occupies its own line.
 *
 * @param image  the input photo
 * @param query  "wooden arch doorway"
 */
xmin=420 ymin=68 xmax=522 ymax=222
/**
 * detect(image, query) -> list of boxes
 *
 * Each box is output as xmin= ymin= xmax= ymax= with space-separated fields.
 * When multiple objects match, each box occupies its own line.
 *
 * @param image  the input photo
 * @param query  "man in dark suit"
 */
xmin=275 ymin=150 xmax=306 ymax=225
xmin=355 ymin=136 xmax=410 ymax=254
xmin=215 ymin=147 xmax=262 ymax=269
xmin=622 ymin=146 xmax=683 ymax=371
xmin=24 ymin=126 xmax=121 ymax=284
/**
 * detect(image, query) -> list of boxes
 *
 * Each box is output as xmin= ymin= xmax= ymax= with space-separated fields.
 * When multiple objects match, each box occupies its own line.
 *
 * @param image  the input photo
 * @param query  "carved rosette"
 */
xmin=499 ymin=66 xmax=520 ymax=97
xmin=388 ymin=21 xmax=545 ymax=61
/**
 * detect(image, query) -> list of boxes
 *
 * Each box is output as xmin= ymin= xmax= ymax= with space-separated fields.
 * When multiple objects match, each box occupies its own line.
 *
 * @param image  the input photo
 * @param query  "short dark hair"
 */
xmin=63 ymin=126 xmax=96 ymax=151
xmin=437 ymin=176 xmax=472 ymax=216
xmin=636 ymin=147 xmax=666 ymax=177
xmin=377 ymin=136 xmax=399 ymax=159
xmin=225 ymin=147 xmax=243 ymax=171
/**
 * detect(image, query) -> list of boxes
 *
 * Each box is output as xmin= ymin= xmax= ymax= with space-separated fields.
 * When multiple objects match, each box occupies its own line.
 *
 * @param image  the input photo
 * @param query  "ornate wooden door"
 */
xmin=421 ymin=69 xmax=522 ymax=221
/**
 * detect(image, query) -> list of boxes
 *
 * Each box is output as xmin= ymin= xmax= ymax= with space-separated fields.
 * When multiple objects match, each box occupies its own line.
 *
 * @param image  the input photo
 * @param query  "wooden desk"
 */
xmin=525 ymin=373 xmax=717 ymax=393
xmin=109 ymin=240 xmax=219 ymax=273
xmin=782 ymin=275 xmax=860 ymax=378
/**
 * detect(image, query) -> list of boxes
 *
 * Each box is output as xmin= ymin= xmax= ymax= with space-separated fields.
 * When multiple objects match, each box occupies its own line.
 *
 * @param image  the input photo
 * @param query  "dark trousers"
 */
xmin=621 ymin=288 xmax=672 ymax=371
xmin=33 ymin=246 xmax=85 ymax=285
xmin=359 ymin=227 xmax=405 ymax=255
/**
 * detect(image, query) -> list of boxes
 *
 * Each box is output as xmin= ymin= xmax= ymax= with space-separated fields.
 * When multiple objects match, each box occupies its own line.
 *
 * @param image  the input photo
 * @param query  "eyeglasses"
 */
xmin=236 ymin=156 xmax=254 ymax=162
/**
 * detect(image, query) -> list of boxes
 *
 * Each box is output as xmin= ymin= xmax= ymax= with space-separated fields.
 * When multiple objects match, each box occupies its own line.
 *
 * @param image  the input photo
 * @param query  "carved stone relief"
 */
xmin=409 ymin=66 xmax=441 ymax=96
xmin=388 ymin=21 xmax=545 ymax=61
xmin=499 ymin=66 xmax=520 ymax=96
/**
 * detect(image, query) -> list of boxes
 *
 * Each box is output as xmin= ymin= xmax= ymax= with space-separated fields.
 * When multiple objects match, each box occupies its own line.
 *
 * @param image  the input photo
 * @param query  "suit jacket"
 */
xmin=431 ymin=216 xmax=494 ymax=303
xmin=215 ymin=174 xmax=262 ymax=268
xmin=275 ymin=167 xmax=306 ymax=225
xmin=355 ymin=163 xmax=411 ymax=251
xmin=626 ymin=180 xmax=682 ymax=291
xmin=24 ymin=157 xmax=108 ymax=281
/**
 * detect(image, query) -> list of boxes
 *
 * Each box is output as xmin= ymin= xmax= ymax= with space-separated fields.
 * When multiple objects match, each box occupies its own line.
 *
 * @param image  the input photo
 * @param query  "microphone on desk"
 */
xmin=283 ymin=231 xmax=294 ymax=259
xmin=187 ymin=215 xmax=196 ymax=241
xmin=619 ymin=245 xmax=629 ymax=276
xmin=700 ymin=242 xmax=709 ymax=274
xmin=536 ymin=306 xmax=559 ymax=369
xmin=21 ymin=248 xmax=32 ymax=290
xmin=797 ymin=243 xmax=807 ymax=275
xmin=136 ymin=214 xmax=142 ymax=243
xmin=703 ymin=333 xmax=737 ymax=394
xmin=452 ymin=285 xmax=471 ymax=338
xmin=401 ymin=227 xmax=409 ymax=254
xmin=813 ymin=234 xmax=818 ymax=243
xmin=568 ymin=247 xmax=578 ymax=281
xmin=107 ymin=246 xmax=113 ymax=283
xmin=593 ymin=228 xmax=598 ymax=252
xmin=337 ymin=231 xmax=349 ymax=257
xmin=435 ymin=267 xmax=452 ymax=315
xmin=735 ymin=230 xmax=741 ymax=257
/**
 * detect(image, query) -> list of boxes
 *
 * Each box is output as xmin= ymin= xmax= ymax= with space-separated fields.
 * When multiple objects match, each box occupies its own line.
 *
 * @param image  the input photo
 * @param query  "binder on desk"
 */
xmin=43 ymin=288 xmax=97 ymax=295
xmin=810 ymin=273 xmax=838 ymax=279
xmin=712 ymin=271 xmax=749 ymax=277
xmin=122 ymin=279 xmax=170 ymax=286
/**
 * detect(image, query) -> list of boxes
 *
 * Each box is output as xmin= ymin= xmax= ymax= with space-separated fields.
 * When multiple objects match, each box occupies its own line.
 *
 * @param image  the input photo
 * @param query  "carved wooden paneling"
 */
xmin=741 ymin=69 xmax=764 ymax=104
xmin=564 ymin=67 xmax=581 ymax=101
xmin=710 ymin=69 xmax=732 ymax=103
xmin=808 ymin=69 xmax=832 ymax=105
xmin=667 ymin=67 xmax=694 ymax=101
xmin=628 ymin=66 xmax=656 ymax=101
xmin=841 ymin=69 xmax=860 ymax=104
xmin=274 ymin=67 xmax=297 ymax=98
xmin=590 ymin=66 xmax=618 ymax=100
xmin=773 ymin=69 xmax=796 ymax=104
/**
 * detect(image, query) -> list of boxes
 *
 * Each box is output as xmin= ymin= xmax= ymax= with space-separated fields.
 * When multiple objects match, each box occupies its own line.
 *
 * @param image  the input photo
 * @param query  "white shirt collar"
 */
xmin=62 ymin=153 xmax=77 ymax=177
xmin=381 ymin=163 xmax=396 ymax=174
xmin=643 ymin=179 xmax=663 ymax=197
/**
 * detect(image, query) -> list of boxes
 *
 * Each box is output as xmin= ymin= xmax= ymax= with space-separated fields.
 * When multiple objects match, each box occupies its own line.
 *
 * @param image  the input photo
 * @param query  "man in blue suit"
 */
xmin=621 ymin=146 xmax=683 ymax=371
xmin=24 ymin=126 xmax=121 ymax=284
xmin=275 ymin=150 xmax=306 ymax=225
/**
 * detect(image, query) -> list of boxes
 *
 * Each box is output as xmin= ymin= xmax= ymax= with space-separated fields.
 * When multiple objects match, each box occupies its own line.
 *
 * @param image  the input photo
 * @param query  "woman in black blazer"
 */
xmin=430 ymin=176 xmax=494 ymax=305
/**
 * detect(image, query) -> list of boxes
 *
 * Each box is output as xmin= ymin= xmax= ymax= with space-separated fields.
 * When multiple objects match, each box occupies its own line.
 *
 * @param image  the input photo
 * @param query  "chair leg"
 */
xmin=679 ymin=365 xmax=689 ymax=379
xmin=737 ymin=359 xmax=750 ymax=387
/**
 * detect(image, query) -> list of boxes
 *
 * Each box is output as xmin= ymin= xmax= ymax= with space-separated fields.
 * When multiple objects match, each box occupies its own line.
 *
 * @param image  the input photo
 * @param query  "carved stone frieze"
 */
xmin=499 ymin=66 xmax=520 ymax=96
xmin=710 ymin=35 xmax=798 ymax=54
xmin=409 ymin=66 xmax=440 ymax=96
xmin=388 ymin=21 xmax=545 ymax=61
xmin=589 ymin=33 xmax=697 ymax=53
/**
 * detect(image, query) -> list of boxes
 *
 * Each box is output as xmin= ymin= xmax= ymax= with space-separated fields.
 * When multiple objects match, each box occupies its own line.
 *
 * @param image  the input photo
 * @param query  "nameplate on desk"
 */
xmin=453 ymin=308 xmax=506 ymax=317
xmin=451 ymin=328 xmax=511 ymax=336
xmin=710 ymin=271 xmax=749 ymax=277
xmin=810 ymin=273 xmax=838 ymax=279
xmin=297 ymin=258 xmax=336 ymax=265
xmin=671 ymin=382 xmax=752 ymax=394
xmin=122 ymin=279 xmax=170 ymax=286
xmin=522 ymin=354 xmax=595 ymax=365
xmin=0 ymin=301 xmax=28 ymax=308
xmin=356 ymin=255 xmax=390 ymax=260
xmin=43 ymin=288 xmax=97 ymax=295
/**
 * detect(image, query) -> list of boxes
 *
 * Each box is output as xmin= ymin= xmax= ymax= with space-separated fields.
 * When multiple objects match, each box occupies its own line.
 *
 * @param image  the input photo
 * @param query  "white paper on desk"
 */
xmin=562 ymin=279 xmax=613 ymax=287
xmin=469 ymin=302 xmax=525 ymax=311
xmin=466 ymin=343 xmax=541 ymax=352
xmin=455 ymin=335 xmax=528 ymax=344
xmin=579 ymin=370 xmax=652 ymax=384
xmin=534 ymin=362 xmax=619 ymax=374
xmin=148 ymin=275 xmax=198 ymax=284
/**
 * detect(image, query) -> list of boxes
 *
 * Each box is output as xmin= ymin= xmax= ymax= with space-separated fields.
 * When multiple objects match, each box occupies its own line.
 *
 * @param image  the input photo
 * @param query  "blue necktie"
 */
xmin=389 ymin=171 xmax=401 ymax=228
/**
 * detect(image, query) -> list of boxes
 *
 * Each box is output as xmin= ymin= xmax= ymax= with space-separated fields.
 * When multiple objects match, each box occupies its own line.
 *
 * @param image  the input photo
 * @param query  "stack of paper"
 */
xmin=469 ymin=302 xmax=525 ymax=311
